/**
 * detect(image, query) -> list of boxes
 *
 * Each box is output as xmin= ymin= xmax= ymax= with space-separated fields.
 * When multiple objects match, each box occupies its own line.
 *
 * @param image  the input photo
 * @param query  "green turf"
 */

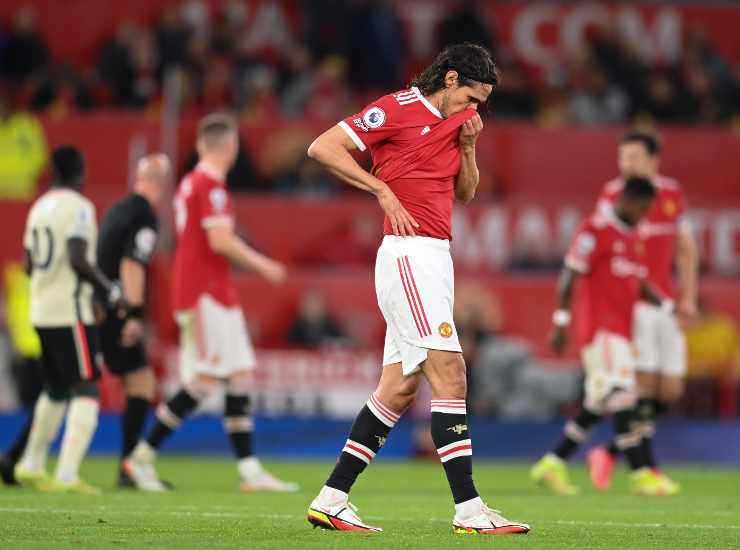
xmin=1 ymin=458 xmax=738 ymax=549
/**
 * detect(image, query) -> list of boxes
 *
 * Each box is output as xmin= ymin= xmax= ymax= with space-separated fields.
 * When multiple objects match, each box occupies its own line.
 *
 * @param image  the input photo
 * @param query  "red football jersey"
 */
xmin=339 ymin=87 xmax=475 ymax=240
xmin=172 ymin=164 xmax=239 ymax=311
xmin=598 ymin=175 xmax=686 ymax=298
xmin=566 ymin=206 xmax=647 ymax=348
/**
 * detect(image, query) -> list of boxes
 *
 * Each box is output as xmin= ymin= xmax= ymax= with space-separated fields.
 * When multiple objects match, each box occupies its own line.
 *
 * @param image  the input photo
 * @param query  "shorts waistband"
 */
xmin=381 ymin=235 xmax=450 ymax=251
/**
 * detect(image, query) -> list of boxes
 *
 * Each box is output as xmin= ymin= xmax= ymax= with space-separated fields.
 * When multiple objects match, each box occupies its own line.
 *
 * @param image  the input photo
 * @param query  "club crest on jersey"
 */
xmin=438 ymin=322 xmax=453 ymax=338
xmin=363 ymin=106 xmax=386 ymax=129
xmin=421 ymin=125 xmax=431 ymax=135
xmin=663 ymin=199 xmax=677 ymax=217
xmin=375 ymin=435 xmax=387 ymax=448
xmin=447 ymin=424 xmax=468 ymax=435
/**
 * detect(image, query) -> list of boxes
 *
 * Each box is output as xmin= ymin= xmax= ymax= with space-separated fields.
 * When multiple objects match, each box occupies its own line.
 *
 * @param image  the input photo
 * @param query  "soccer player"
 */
xmin=96 ymin=153 xmax=171 ymax=487
xmin=15 ymin=146 xmax=125 ymax=495
xmin=587 ymin=130 xmax=698 ymax=494
xmin=124 ymin=114 xmax=297 ymax=493
xmin=305 ymin=44 xmax=530 ymax=535
xmin=530 ymin=177 xmax=670 ymax=496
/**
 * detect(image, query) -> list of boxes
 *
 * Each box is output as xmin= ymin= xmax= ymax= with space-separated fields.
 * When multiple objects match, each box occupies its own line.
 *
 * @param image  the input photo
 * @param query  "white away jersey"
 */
xmin=24 ymin=188 xmax=97 ymax=327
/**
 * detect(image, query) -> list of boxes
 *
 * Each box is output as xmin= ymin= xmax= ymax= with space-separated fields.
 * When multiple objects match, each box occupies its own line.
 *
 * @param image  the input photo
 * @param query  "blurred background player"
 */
xmin=124 ymin=114 xmax=297 ymax=493
xmin=96 ymin=153 xmax=171 ymax=488
xmin=531 ymin=176 xmax=674 ymax=496
xmin=588 ymin=130 xmax=699 ymax=493
xmin=15 ymin=146 xmax=125 ymax=495
xmin=306 ymin=44 xmax=529 ymax=535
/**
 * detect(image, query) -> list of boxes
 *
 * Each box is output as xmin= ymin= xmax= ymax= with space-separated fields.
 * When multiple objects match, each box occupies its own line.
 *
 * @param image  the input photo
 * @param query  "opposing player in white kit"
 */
xmin=124 ymin=114 xmax=297 ymax=493
xmin=306 ymin=44 xmax=529 ymax=535
xmin=16 ymin=146 xmax=125 ymax=495
xmin=588 ymin=131 xmax=699 ymax=493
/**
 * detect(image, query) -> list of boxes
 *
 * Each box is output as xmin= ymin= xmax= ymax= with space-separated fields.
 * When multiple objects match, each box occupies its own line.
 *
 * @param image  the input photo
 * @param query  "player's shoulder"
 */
xmin=654 ymin=174 xmax=683 ymax=196
xmin=601 ymin=177 xmax=624 ymax=197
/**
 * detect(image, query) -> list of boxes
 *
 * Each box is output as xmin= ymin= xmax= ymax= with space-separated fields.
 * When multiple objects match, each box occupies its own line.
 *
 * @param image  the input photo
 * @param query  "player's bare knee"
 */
xmin=426 ymin=353 xmax=467 ymax=399
xmin=636 ymin=372 xmax=659 ymax=398
xmin=227 ymin=372 xmax=252 ymax=395
xmin=659 ymin=377 xmax=685 ymax=404
xmin=185 ymin=375 xmax=218 ymax=399
xmin=123 ymin=368 xmax=156 ymax=401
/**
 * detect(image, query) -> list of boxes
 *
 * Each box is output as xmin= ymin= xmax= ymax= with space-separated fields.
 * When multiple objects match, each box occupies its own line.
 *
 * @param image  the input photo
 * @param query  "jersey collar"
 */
xmin=411 ymin=87 xmax=443 ymax=119
xmin=196 ymin=161 xmax=226 ymax=183
xmin=603 ymin=204 xmax=633 ymax=234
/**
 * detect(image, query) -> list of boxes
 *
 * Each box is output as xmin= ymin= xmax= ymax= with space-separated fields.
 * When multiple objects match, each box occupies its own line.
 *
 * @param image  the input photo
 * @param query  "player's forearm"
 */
xmin=220 ymin=232 xmax=275 ymax=275
xmin=455 ymin=146 xmax=479 ymax=204
xmin=676 ymin=225 xmax=699 ymax=306
xmin=555 ymin=268 xmax=577 ymax=311
xmin=308 ymin=137 xmax=388 ymax=196
xmin=67 ymin=238 xmax=114 ymax=296
xmin=120 ymin=258 xmax=146 ymax=307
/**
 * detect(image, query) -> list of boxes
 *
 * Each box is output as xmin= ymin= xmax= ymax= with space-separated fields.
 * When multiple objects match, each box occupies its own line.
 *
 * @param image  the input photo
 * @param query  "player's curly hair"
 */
xmin=410 ymin=43 xmax=499 ymax=96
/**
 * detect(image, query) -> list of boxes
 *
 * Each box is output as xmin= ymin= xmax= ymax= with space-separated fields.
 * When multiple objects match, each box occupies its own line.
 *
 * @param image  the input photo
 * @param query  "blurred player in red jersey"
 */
xmin=124 ymin=114 xmax=297 ymax=493
xmin=305 ymin=44 xmax=529 ymax=535
xmin=587 ymin=130 xmax=699 ymax=494
xmin=531 ymin=177 xmax=674 ymax=496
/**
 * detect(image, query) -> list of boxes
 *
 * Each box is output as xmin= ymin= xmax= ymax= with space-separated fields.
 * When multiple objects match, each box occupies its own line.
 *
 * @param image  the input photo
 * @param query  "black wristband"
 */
xmin=127 ymin=306 xmax=145 ymax=319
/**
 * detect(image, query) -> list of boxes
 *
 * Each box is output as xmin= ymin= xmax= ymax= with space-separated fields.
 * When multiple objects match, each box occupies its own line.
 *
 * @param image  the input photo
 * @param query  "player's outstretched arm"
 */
xmin=308 ymin=126 xmax=419 ymax=237
xmin=549 ymin=266 xmax=579 ymax=354
xmin=675 ymin=222 xmax=699 ymax=321
xmin=67 ymin=237 xmax=123 ymax=308
xmin=455 ymin=113 xmax=483 ymax=204
xmin=206 ymin=224 xmax=286 ymax=284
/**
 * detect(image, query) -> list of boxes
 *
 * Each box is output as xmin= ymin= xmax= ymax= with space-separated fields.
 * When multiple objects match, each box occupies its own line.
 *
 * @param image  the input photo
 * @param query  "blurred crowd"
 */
xmin=1 ymin=1 xmax=739 ymax=126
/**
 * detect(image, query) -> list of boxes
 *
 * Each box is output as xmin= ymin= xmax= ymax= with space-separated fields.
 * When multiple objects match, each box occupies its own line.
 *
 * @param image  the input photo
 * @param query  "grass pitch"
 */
xmin=1 ymin=458 xmax=738 ymax=549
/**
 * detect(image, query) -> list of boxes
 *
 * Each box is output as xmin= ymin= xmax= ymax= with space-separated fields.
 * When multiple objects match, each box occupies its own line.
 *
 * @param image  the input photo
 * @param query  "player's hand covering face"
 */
xmin=459 ymin=113 xmax=484 ymax=149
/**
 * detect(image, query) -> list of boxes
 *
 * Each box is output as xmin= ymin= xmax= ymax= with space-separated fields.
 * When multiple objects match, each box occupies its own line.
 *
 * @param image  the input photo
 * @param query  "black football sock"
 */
xmin=634 ymin=398 xmax=668 ymax=468
xmin=553 ymin=407 xmax=601 ymax=460
xmin=4 ymin=412 xmax=34 ymax=464
xmin=224 ymin=394 xmax=254 ymax=459
xmin=146 ymin=387 xmax=201 ymax=450
xmin=325 ymin=392 xmax=398 ymax=494
xmin=614 ymin=408 xmax=646 ymax=470
xmin=431 ymin=399 xmax=478 ymax=504
xmin=122 ymin=396 xmax=150 ymax=460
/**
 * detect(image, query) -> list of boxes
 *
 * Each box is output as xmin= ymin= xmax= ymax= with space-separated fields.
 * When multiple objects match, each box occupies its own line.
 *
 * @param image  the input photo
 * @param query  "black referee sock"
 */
xmin=224 ymin=394 xmax=254 ymax=459
xmin=146 ymin=387 xmax=201 ymax=449
xmin=431 ymin=399 xmax=478 ymax=505
xmin=613 ymin=409 xmax=646 ymax=471
xmin=325 ymin=393 xmax=399 ymax=493
xmin=122 ymin=396 xmax=150 ymax=460
xmin=5 ymin=412 xmax=34 ymax=463
xmin=553 ymin=407 xmax=601 ymax=460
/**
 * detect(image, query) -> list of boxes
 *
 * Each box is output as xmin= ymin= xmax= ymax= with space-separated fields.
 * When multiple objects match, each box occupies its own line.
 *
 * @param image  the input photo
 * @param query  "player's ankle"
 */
xmin=316 ymin=485 xmax=349 ymax=507
xmin=237 ymin=456 xmax=261 ymax=479
xmin=454 ymin=496 xmax=483 ymax=519
xmin=132 ymin=441 xmax=156 ymax=463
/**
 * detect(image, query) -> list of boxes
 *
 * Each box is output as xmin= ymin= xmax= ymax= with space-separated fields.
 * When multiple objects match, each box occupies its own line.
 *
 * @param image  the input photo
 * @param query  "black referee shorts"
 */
xmin=99 ymin=311 xmax=148 ymax=376
xmin=35 ymin=324 xmax=102 ymax=389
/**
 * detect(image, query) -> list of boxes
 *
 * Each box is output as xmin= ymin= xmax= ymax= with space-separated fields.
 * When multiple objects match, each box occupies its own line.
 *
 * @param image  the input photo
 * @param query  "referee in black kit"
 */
xmin=96 ymin=153 xmax=171 ymax=487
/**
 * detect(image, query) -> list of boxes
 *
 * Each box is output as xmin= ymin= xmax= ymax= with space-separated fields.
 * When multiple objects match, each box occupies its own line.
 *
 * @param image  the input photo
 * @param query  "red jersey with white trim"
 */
xmin=566 ymin=207 xmax=647 ymax=348
xmin=598 ymin=175 xmax=686 ymax=298
xmin=339 ymin=87 xmax=475 ymax=240
xmin=172 ymin=164 xmax=238 ymax=311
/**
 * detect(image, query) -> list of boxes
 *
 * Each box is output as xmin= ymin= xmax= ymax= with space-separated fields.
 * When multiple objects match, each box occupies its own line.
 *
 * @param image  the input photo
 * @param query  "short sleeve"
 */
xmin=565 ymin=225 xmax=600 ymax=273
xmin=68 ymin=203 xmax=95 ymax=241
xmin=199 ymin=181 xmax=234 ymax=229
xmin=123 ymin=222 xmax=158 ymax=266
xmin=338 ymin=95 xmax=401 ymax=152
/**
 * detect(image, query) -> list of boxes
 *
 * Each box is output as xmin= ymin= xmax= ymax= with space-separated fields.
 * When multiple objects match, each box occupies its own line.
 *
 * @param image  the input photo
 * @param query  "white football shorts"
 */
xmin=633 ymin=302 xmax=687 ymax=376
xmin=581 ymin=330 xmax=637 ymax=414
xmin=375 ymin=235 xmax=462 ymax=376
xmin=175 ymin=293 xmax=256 ymax=382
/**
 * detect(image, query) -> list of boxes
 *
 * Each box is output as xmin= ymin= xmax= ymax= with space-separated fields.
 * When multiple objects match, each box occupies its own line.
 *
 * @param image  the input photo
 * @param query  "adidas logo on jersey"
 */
xmin=421 ymin=126 xmax=431 ymax=135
